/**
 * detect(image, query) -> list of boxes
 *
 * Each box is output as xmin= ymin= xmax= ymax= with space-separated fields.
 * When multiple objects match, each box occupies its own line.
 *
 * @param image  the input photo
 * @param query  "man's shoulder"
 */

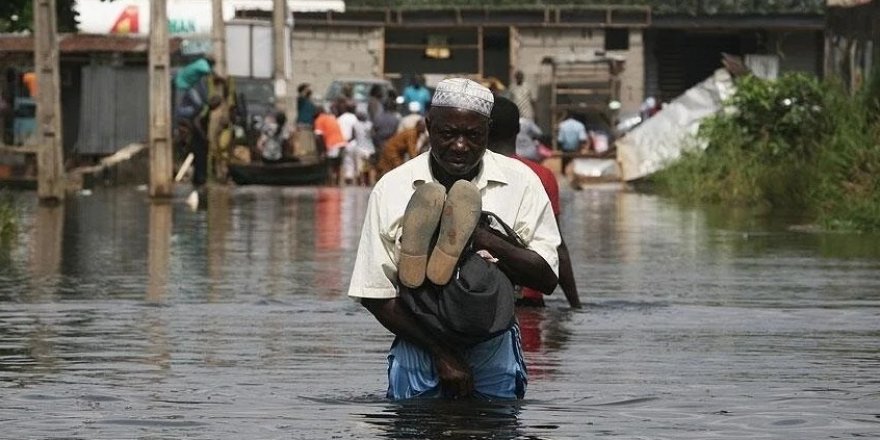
xmin=515 ymin=156 xmax=553 ymax=178
xmin=489 ymin=152 xmax=544 ymax=187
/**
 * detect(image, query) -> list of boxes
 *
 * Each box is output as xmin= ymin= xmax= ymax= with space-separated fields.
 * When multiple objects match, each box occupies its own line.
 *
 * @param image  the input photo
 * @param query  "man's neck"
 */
xmin=429 ymin=156 xmax=481 ymax=190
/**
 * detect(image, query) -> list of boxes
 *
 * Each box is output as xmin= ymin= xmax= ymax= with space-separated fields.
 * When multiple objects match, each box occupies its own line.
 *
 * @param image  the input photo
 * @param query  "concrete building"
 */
xmin=292 ymin=3 xmax=826 ymax=131
xmin=293 ymin=5 xmax=649 ymax=131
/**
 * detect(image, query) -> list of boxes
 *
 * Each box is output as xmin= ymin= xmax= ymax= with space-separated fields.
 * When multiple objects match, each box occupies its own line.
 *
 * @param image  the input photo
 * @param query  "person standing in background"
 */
xmin=489 ymin=96 xmax=582 ymax=309
xmin=296 ymin=83 xmax=317 ymax=126
xmin=402 ymin=74 xmax=431 ymax=115
xmin=314 ymin=107 xmax=346 ymax=185
xmin=371 ymin=99 xmax=401 ymax=171
xmin=507 ymin=70 xmax=534 ymax=121
xmin=336 ymin=102 xmax=359 ymax=185
xmin=22 ymin=72 xmax=37 ymax=98
xmin=557 ymin=111 xmax=589 ymax=172
xmin=375 ymin=118 xmax=426 ymax=179
xmin=174 ymin=55 xmax=220 ymax=117
xmin=367 ymin=84 xmax=385 ymax=123
xmin=350 ymin=111 xmax=376 ymax=185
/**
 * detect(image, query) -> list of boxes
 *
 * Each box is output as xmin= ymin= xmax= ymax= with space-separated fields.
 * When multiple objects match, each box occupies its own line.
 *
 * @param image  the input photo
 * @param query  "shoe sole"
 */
xmin=426 ymin=180 xmax=482 ymax=286
xmin=398 ymin=182 xmax=446 ymax=288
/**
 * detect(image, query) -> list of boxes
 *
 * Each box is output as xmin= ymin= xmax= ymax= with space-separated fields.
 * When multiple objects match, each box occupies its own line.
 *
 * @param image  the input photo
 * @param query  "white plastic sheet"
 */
xmin=616 ymin=69 xmax=736 ymax=182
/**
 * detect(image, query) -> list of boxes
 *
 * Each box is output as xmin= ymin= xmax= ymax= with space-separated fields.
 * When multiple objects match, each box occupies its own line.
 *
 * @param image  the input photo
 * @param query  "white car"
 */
xmin=320 ymin=78 xmax=396 ymax=114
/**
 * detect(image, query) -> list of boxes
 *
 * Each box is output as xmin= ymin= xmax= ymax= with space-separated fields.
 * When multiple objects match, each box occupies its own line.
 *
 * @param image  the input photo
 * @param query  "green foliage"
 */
xmin=721 ymin=74 xmax=826 ymax=160
xmin=810 ymin=84 xmax=880 ymax=231
xmin=652 ymin=71 xmax=880 ymax=232
xmin=0 ymin=0 xmax=78 ymax=33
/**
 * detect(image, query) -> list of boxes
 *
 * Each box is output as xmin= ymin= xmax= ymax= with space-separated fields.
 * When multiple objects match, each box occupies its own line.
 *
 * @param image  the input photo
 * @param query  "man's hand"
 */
xmin=362 ymin=298 xmax=475 ymax=398
xmin=433 ymin=350 xmax=474 ymax=399
xmin=470 ymin=224 xmax=559 ymax=294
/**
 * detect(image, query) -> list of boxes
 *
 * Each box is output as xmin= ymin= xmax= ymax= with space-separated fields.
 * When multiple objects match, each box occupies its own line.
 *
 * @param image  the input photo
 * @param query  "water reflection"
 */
xmin=1 ymin=185 xmax=879 ymax=439
xmin=147 ymin=202 xmax=172 ymax=303
xmin=516 ymin=307 xmax=577 ymax=381
xmin=207 ymin=186 xmax=231 ymax=302
xmin=360 ymin=400 xmax=524 ymax=440
xmin=30 ymin=203 xmax=64 ymax=297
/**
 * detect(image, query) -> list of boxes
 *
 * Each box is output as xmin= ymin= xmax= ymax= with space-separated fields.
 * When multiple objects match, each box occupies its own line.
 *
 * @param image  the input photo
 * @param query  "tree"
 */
xmin=0 ymin=0 xmax=78 ymax=33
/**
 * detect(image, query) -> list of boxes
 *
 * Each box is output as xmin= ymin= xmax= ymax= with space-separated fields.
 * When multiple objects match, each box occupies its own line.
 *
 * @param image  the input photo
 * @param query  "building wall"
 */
xmin=769 ymin=30 xmax=823 ymax=76
xmin=77 ymin=64 xmax=149 ymax=155
xmin=292 ymin=23 xmax=645 ymax=128
xmin=826 ymin=2 xmax=879 ymax=90
xmin=608 ymin=30 xmax=645 ymax=115
xmin=292 ymin=25 xmax=383 ymax=100
xmin=513 ymin=27 xmax=644 ymax=130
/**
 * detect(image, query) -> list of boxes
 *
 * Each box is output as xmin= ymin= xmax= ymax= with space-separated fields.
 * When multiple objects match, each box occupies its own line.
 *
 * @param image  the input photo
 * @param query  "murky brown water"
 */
xmin=1 ymin=184 xmax=879 ymax=439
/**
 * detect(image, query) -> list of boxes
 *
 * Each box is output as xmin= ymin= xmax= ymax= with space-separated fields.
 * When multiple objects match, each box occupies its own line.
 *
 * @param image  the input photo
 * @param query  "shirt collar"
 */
xmin=410 ymin=150 xmax=509 ymax=190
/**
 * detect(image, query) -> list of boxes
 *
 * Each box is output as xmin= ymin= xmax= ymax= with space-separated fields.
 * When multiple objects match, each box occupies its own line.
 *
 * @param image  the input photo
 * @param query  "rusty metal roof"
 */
xmin=0 ymin=33 xmax=182 ymax=53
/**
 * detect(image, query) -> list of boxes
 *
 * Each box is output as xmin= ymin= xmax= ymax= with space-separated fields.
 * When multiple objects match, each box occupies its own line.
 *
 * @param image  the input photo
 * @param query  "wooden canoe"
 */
xmin=228 ymin=158 xmax=328 ymax=186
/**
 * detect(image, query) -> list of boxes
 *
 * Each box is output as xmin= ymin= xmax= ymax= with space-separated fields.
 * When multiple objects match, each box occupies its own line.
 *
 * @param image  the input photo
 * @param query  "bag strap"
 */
xmin=480 ymin=211 xmax=527 ymax=248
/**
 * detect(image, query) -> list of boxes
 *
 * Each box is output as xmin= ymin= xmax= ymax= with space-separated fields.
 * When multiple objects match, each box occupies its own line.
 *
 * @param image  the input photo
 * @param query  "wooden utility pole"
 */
xmin=211 ymin=0 xmax=227 ymax=78
xmin=147 ymin=202 xmax=171 ymax=303
xmin=208 ymin=0 xmax=229 ymax=180
xmin=149 ymin=0 xmax=173 ymax=198
xmin=273 ymin=0 xmax=290 ymax=116
xmin=33 ymin=0 xmax=65 ymax=202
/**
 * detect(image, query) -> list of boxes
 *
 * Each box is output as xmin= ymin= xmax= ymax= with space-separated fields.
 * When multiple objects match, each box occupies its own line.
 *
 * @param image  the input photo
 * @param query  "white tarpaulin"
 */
xmin=616 ymin=68 xmax=736 ymax=182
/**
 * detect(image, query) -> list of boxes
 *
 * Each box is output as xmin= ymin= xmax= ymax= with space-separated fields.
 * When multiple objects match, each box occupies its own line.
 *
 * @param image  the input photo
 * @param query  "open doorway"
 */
xmin=482 ymin=27 xmax=510 ymax=87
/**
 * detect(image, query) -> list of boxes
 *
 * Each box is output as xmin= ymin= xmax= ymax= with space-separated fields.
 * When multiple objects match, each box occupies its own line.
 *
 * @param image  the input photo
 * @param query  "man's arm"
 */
xmin=361 ymin=297 xmax=474 ymax=397
xmin=556 ymin=237 xmax=582 ymax=308
xmin=471 ymin=226 xmax=558 ymax=294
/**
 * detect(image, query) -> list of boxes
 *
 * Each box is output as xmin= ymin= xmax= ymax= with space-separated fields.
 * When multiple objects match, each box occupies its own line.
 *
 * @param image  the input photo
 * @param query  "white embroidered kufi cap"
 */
xmin=430 ymin=78 xmax=494 ymax=117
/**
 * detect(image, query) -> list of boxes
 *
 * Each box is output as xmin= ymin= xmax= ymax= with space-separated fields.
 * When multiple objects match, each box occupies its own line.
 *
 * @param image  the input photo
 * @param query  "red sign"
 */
xmin=110 ymin=6 xmax=139 ymax=34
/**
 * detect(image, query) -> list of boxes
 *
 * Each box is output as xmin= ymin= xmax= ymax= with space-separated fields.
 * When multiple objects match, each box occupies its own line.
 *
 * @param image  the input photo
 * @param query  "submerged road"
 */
xmin=1 ymin=184 xmax=879 ymax=438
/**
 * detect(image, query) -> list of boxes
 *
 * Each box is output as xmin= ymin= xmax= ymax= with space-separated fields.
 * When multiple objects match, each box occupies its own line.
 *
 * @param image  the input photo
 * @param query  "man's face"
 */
xmin=427 ymin=107 xmax=488 ymax=177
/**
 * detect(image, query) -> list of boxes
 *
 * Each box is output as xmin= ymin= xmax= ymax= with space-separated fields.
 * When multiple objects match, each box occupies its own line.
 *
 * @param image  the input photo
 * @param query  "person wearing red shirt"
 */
xmin=488 ymin=96 xmax=581 ymax=309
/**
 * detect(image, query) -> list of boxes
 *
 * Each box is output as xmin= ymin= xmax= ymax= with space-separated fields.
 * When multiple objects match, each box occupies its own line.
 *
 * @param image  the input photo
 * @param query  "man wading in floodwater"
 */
xmin=348 ymin=78 xmax=561 ymax=400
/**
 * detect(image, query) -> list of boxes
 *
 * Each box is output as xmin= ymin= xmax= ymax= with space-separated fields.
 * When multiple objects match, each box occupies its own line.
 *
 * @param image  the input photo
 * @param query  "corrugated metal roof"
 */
xmin=827 ymin=0 xmax=873 ymax=6
xmin=0 ymin=34 xmax=182 ymax=53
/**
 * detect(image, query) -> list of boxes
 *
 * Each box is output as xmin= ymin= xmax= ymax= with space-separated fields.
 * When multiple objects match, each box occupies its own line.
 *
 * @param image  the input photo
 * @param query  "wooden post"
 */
xmin=147 ymin=202 xmax=172 ymax=303
xmin=273 ymin=0 xmax=289 ymax=115
xmin=209 ymin=0 xmax=228 ymax=180
xmin=212 ymin=0 xmax=227 ymax=78
xmin=149 ymin=0 xmax=173 ymax=198
xmin=33 ymin=0 xmax=65 ymax=202
xmin=32 ymin=203 xmax=64 ymax=282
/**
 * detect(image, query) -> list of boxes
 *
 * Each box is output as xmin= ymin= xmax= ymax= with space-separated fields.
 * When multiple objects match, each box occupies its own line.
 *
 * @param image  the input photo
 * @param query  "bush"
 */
xmin=651 ymin=71 xmax=880 ymax=232
xmin=810 ymin=87 xmax=880 ymax=231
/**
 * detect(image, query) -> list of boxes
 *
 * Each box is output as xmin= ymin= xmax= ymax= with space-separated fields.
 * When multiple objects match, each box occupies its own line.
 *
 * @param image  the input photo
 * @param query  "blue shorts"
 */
xmin=386 ymin=324 xmax=528 ymax=400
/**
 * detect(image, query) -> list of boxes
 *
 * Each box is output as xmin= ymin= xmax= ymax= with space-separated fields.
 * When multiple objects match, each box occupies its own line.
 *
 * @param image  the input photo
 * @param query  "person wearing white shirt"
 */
xmin=336 ymin=103 xmax=359 ymax=185
xmin=348 ymin=78 xmax=560 ymax=400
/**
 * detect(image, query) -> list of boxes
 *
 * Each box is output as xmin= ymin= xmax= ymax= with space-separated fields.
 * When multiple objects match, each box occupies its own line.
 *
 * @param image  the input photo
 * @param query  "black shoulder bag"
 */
xmin=399 ymin=211 xmax=526 ymax=348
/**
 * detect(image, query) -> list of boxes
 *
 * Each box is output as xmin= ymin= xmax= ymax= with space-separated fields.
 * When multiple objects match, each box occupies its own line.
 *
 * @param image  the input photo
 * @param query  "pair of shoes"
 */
xmin=398 ymin=180 xmax=482 ymax=288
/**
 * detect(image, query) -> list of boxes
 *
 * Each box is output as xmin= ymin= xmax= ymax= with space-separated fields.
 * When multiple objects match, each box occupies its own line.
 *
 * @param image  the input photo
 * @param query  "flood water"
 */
xmin=1 ymin=184 xmax=879 ymax=439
